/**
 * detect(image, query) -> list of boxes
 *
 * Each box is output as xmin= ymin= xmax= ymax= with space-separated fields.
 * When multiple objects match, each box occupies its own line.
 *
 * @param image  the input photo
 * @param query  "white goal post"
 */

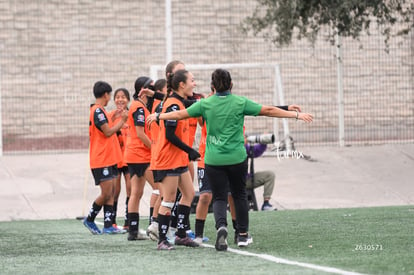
xmin=149 ymin=63 xmax=293 ymax=151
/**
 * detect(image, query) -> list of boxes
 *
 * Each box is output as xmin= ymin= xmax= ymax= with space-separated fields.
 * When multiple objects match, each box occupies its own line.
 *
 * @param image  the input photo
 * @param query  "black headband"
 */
xmin=143 ymin=78 xmax=153 ymax=88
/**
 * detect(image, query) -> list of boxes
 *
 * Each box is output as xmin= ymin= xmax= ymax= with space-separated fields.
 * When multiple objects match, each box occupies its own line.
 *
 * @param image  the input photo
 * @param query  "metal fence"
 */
xmin=0 ymin=0 xmax=413 ymax=155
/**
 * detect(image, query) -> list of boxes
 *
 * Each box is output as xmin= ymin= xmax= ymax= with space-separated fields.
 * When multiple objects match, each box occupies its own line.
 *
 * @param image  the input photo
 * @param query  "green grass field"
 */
xmin=1 ymin=205 xmax=413 ymax=274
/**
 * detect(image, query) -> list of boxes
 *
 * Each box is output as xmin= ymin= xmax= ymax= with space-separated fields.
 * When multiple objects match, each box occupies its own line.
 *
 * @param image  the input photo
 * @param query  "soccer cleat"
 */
xmin=234 ymin=233 xmax=253 ymax=244
xmin=128 ymin=231 xmax=149 ymax=241
xmin=193 ymin=237 xmax=203 ymax=245
xmin=237 ymin=233 xmax=253 ymax=247
xmin=157 ymin=240 xmax=175 ymax=250
xmin=113 ymin=224 xmax=127 ymax=234
xmin=261 ymin=201 xmax=275 ymax=211
xmin=186 ymin=230 xmax=196 ymax=239
xmin=215 ymin=227 xmax=228 ymax=251
xmin=102 ymin=226 xmax=124 ymax=234
xmin=83 ymin=218 xmax=101 ymax=235
xmin=194 ymin=236 xmax=209 ymax=244
xmin=174 ymin=236 xmax=200 ymax=247
xmin=247 ymin=234 xmax=253 ymax=245
xmin=166 ymin=227 xmax=177 ymax=245
xmin=146 ymin=221 xmax=159 ymax=241
xmin=123 ymin=220 xmax=129 ymax=231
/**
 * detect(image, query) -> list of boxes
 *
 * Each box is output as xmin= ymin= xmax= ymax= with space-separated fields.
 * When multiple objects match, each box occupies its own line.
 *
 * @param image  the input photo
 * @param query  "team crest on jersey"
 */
xmin=96 ymin=108 xmax=101 ymax=113
xmin=102 ymin=168 xmax=109 ymax=176
xmin=137 ymin=114 xmax=145 ymax=122
xmin=97 ymin=113 xmax=105 ymax=121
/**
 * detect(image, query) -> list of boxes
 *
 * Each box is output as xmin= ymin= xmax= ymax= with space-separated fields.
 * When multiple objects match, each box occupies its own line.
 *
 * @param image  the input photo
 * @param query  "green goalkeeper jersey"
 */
xmin=186 ymin=91 xmax=262 ymax=165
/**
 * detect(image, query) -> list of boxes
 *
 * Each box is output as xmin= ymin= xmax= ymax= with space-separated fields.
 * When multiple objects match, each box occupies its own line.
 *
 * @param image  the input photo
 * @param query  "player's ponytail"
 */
xmin=168 ymin=70 xmax=189 ymax=94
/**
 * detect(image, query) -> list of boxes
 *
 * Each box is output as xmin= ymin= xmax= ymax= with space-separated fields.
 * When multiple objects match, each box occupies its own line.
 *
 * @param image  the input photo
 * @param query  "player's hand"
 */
xmin=188 ymin=149 xmax=201 ymax=161
xmin=138 ymin=88 xmax=155 ymax=98
xmin=298 ymin=113 xmax=313 ymax=123
xmin=146 ymin=113 xmax=157 ymax=125
xmin=120 ymin=110 xmax=128 ymax=122
xmin=111 ymin=108 xmax=122 ymax=121
xmin=288 ymin=104 xmax=302 ymax=112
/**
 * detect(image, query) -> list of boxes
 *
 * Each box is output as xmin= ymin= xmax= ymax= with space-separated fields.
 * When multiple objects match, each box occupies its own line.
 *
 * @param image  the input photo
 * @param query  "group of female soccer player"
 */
xmin=85 ymin=60 xmax=314 ymax=251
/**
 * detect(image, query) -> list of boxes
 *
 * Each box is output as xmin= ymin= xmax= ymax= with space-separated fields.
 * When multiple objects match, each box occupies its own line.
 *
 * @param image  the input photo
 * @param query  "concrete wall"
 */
xmin=0 ymin=0 xmax=413 ymax=151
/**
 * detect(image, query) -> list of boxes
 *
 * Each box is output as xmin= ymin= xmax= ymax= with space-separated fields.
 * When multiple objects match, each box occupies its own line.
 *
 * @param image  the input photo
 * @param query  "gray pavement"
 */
xmin=0 ymin=143 xmax=413 ymax=222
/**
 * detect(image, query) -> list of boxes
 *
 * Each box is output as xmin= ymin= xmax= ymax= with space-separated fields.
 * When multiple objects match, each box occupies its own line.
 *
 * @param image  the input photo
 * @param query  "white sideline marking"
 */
xmin=92 ymin=220 xmax=365 ymax=274
xmin=202 ymin=244 xmax=366 ymax=275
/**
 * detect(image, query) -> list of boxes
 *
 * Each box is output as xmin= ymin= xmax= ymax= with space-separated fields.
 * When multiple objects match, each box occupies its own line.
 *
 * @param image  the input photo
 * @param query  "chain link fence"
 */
xmin=0 ymin=0 xmax=413 ymax=154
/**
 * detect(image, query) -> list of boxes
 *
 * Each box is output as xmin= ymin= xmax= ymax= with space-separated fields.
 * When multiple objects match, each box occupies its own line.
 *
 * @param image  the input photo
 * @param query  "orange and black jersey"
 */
xmin=149 ymin=99 xmax=163 ymax=167
xmin=89 ymin=104 xmax=122 ymax=169
xmin=124 ymin=100 xmax=151 ymax=163
xmin=150 ymin=93 xmax=191 ymax=170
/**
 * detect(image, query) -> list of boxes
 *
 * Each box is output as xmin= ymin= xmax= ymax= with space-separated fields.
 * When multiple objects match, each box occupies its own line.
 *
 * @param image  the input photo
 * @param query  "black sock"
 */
xmin=195 ymin=219 xmax=205 ymax=238
xmin=103 ymin=205 xmax=114 ymax=228
xmin=176 ymin=204 xmax=191 ymax=238
xmin=149 ymin=207 xmax=154 ymax=225
xmin=170 ymin=191 xmax=181 ymax=228
xmin=184 ymin=208 xmax=191 ymax=231
xmin=158 ymin=213 xmax=171 ymax=243
xmin=128 ymin=212 xmax=139 ymax=234
xmin=87 ymin=202 xmax=102 ymax=222
xmin=170 ymin=203 xmax=178 ymax=228
xmin=124 ymin=197 xmax=129 ymax=226
xmin=113 ymin=201 xmax=118 ymax=225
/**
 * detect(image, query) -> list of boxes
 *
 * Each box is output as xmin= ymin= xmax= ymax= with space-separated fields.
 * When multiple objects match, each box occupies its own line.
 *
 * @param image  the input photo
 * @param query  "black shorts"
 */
xmin=152 ymin=170 xmax=162 ymax=183
xmin=197 ymin=167 xmax=211 ymax=194
xmin=153 ymin=166 xmax=189 ymax=183
xmin=127 ymin=163 xmax=150 ymax=178
xmin=118 ymin=166 xmax=129 ymax=175
xmin=91 ymin=164 xmax=118 ymax=186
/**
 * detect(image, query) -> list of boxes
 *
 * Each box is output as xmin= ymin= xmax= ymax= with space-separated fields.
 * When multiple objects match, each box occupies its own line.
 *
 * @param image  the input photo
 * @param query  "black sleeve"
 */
xmin=275 ymin=105 xmax=289 ymax=111
xmin=147 ymin=97 xmax=154 ymax=112
xmin=93 ymin=107 xmax=108 ymax=132
xmin=132 ymin=107 xmax=146 ymax=127
xmin=163 ymin=102 xmax=198 ymax=158
xmin=183 ymin=99 xmax=197 ymax=108
xmin=154 ymin=91 xmax=165 ymax=100
xmin=165 ymin=125 xmax=193 ymax=154
xmin=163 ymin=102 xmax=190 ymax=152
xmin=164 ymin=104 xmax=180 ymax=127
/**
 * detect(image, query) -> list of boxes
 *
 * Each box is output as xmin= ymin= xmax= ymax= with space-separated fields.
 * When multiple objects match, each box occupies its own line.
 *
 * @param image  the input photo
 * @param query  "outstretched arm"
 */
xmin=276 ymin=105 xmax=302 ymax=112
xmin=259 ymin=105 xmax=313 ymax=123
xmin=147 ymin=109 xmax=190 ymax=124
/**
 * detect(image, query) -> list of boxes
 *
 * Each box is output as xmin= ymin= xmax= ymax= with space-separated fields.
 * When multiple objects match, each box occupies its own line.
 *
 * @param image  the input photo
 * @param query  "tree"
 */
xmin=241 ymin=0 xmax=414 ymax=48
